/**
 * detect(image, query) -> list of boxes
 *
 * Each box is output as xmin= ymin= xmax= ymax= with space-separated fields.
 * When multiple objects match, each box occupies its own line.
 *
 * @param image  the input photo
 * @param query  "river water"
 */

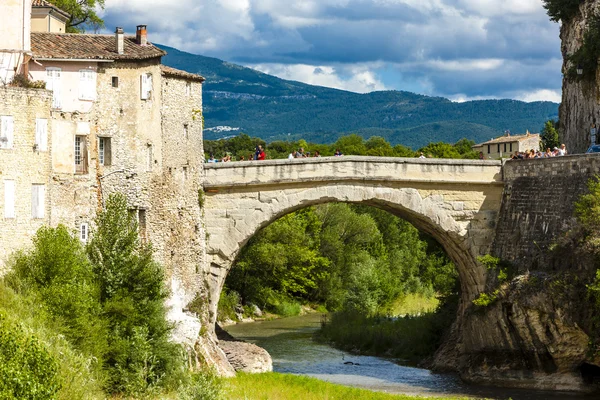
xmin=224 ymin=313 xmax=595 ymax=400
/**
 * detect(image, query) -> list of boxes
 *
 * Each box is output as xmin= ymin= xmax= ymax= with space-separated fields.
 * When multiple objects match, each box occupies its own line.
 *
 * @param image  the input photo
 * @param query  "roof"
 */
xmin=31 ymin=32 xmax=166 ymax=61
xmin=32 ymin=0 xmax=71 ymax=19
xmin=474 ymin=133 xmax=540 ymax=147
xmin=160 ymin=65 xmax=205 ymax=82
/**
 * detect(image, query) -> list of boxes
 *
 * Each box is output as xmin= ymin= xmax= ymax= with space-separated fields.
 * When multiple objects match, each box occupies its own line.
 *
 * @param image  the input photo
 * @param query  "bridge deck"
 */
xmin=203 ymin=156 xmax=503 ymax=189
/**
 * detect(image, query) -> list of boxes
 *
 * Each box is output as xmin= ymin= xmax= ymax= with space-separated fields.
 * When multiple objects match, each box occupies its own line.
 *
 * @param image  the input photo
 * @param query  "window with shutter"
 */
xmin=140 ymin=73 xmax=152 ymax=100
xmin=79 ymin=69 xmax=97 ymax=101
xmin=75 ymin=135 xmax=88 ymax=174
xmin=31 ymin=184 xmax=45 ymax=219
xmin=45 ymin=68 xmax=62 ymax=109
xmin=98 ymin=137 xmax=112 ymax=166
xmin=80 ymin=223 xmax=89 ymax=242
xmin=35 ymin=119 xmax=48 ymax=151
xmin=0 ymin=116 xmax=14 ymax=149
xmin=4 ymin=180 xmax=15 ymax=219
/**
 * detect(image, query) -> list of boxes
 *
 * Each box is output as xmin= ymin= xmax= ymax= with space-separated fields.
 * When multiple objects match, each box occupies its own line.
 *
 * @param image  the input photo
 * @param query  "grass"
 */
xmin=225 ymin=372 xmax=475 ymax=400
xmin=0 ymin=281 xmax=105 ymax=400
xmin=392 ymin=293 xmax=439 ymax=316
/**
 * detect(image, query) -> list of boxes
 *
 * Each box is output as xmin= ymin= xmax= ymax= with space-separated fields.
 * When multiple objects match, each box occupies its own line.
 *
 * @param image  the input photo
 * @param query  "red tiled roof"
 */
xmin=160 ymin=65 xmax=205 ymax=82
xmin=31 ymin=0 xmax=70 ymax=18
xmin=475 ymin=134 xmax=540 ymax=146
xmin=31 ymin=32 xmax=166 ymax=61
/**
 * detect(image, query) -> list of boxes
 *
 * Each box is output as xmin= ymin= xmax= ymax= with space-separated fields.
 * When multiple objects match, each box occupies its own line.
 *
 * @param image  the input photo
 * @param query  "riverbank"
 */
xmin=225 ymin=373 xmax=475 ymax=400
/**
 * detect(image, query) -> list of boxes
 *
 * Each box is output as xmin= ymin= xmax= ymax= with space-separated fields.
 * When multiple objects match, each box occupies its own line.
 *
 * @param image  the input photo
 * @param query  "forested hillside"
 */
xmin=160 ymin=45 xmax=559 ymax=149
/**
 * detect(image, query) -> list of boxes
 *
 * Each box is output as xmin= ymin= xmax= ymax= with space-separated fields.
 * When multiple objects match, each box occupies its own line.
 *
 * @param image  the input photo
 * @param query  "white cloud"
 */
xmin=250 ymin=63 xmax=388 ymax=93
xmin=516 ymin=89 xmax=562 ymax=103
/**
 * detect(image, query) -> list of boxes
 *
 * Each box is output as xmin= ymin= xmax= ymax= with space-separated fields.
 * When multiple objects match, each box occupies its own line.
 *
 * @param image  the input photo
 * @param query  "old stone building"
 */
xmin=472 ymin=132 xmax=540 ymax=159
xmin=0 ymin=1 xmax=208 ymax=349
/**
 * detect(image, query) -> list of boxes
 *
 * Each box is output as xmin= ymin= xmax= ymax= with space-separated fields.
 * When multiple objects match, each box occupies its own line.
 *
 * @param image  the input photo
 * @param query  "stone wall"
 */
xmin=493 ymin=155 xmax=600 ymax=270
xmin=0 ymin=87 xmax=52 ymax=271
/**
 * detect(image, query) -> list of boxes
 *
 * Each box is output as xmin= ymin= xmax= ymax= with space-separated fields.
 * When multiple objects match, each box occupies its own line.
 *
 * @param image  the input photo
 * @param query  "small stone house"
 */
xmin=472 ymin=132 xmax=540 ymax=159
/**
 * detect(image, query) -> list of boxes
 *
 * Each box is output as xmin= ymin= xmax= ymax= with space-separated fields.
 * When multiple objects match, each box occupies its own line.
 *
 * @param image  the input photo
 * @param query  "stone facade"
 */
xmin=472 ymin=133 xmax=541 ymax=159
xmin=0 ymin=87 xmax=52 ymax=272
xmin=0 ymin=0 xmax=31 ymax=84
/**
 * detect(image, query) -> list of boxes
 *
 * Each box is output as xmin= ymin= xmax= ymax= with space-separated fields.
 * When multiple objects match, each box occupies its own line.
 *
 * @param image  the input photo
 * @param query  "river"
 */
xmin=224 ymin=313 xmax=595 ymax=400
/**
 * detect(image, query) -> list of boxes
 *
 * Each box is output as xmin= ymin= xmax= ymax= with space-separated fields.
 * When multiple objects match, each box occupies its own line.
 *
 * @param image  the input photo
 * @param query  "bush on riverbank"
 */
xmin=317 ymin=294 xmax=457 ymax=364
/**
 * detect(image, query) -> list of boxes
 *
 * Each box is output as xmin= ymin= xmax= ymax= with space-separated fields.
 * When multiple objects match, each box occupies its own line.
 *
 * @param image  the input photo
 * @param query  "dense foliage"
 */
xmin=205 ymin=133 xmax=478 ymax=161
xmin=567 ymin=15 xmax=600 ymax=81
xmin=53 ymin=0 xmax=105 ymax=32
xmin=540 ymin=120 xmax=560 ymax=150
xmin=542 ymin=0 xmax=583 ymax=22
xmin=3 ymin=194 xmax=196 ymax=397
xmin=224 ymin=204 xmax=458 ymax=318
xmin=161 ymin=45 xmax=559 ymax=149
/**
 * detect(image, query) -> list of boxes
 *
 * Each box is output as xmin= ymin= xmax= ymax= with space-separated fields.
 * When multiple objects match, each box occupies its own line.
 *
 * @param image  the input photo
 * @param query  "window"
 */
xmin=35 ymin=118 xmax=48 ymax=151
xmin=79 ymin=69 xmax=97 ymax=101
xmin=503 ymin=143 xmax=507 ymax=153
xmin=140 ymin=73 xmax=153 ymax=100
xmin=497 ymin=144 xmax=500 ymax=153
xmin=147 ymin=144 xmax=153 ymax=171
xmin=4 ymin=180 xmax=15 ymax=219
xmin=45 ymin=67 xmax=62 ymax=109
xmin=510 ymin=143 xmax=513 ymax=152
xmin=98 ymin=137 xmax=112 ymax=166
xmin=80 ymin=223 xmax=89 ymax=243
xmin=0 ymin=116 xmax=14 ymax=149
xmin=31 ymin=184 xmax=45 ymax=219
xmin=183 ymin=124 xmax=189 ymax=139
xmin=138 ymin=209 xmax=147 ymax=243
xmin=183 ymin=166 xmax=188 ymax=181
xmin=112 ymin=76 xmax=119 ymax=88
xmin=75 ymin=135 xmax=88 ymax=174
xmin=487 ymin=145 xmax=490 ymax=154
xmin=185 ymin=82 xmax=191 ymax=96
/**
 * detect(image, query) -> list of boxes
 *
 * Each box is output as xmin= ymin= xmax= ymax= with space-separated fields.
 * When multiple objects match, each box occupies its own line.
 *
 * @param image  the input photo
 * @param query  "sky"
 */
xmin=101 ymin=0 xmax=562 ymax=103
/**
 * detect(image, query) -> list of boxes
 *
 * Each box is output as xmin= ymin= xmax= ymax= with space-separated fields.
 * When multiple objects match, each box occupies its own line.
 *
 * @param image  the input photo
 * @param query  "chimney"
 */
xmin=115 ymin=27 xmax=124 ymax=54
xmin=136 ymin=25 xmax=148 ymax=46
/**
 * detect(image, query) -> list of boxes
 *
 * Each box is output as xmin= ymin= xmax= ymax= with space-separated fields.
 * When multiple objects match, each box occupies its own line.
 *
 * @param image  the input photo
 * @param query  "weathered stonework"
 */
xmin=202 ymin=157 xmax=504 ymax=340
xmin=0 ymin=87 xmax=53 ymax=272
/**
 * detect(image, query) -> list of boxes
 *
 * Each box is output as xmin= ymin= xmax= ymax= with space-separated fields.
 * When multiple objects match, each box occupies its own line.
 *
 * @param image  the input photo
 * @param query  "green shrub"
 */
xmin=178 ymin=369 xmax=223 ymax=400
xmin=0 ymin=314 xmax=61 ymax=400
xmin=217 ymin=290 xmax=242 ymax=322
xmin=273 ymin=300 xmax=302 ymax=317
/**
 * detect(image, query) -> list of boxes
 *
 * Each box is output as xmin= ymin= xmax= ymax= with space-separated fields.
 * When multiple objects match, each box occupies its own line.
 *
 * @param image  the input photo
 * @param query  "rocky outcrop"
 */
xmin=560 ymin=1 xmax=600 ymax=153
xmin=215 ymin=324 xmax=273 ymax=374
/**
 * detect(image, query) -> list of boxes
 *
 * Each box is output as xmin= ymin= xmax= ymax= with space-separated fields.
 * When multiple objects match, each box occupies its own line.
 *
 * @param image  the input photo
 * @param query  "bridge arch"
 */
xmin=202 ymin=157 xmax=504 ymax=326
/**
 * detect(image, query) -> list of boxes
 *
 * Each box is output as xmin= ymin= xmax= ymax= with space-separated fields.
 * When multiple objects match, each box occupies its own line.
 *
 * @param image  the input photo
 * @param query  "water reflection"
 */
xmin=224 ymin=313 xmax=595 ymax=400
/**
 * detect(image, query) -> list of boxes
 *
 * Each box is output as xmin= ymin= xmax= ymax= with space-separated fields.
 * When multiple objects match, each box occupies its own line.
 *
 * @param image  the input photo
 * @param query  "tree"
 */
xmin=542 ymin=0 xmax=582 ymax=22
xmin=540 ymin=120 xmax=560 ymax=150
xmin=52 ymin=0 xmax=105 ymax=32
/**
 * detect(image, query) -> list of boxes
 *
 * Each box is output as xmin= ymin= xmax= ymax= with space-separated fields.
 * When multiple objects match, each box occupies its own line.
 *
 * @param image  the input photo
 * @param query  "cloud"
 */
xmin=251 ymin=63 xmax=388 ymax=93
xmin=102 ymin=0 xmax=562 ymax=101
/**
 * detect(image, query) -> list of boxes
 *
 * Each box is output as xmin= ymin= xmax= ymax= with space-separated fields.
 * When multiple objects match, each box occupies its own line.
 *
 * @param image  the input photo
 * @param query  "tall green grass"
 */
xmin=226 ymin=372 xmax=474 ymax=400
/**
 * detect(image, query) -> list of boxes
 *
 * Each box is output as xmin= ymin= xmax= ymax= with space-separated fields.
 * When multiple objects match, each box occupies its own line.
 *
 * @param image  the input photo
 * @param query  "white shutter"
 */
xmin=79 ymin=70 xmax=96 ymax=101
xmin=0 ymin=116 xmax=14 ymax=149
xmin=4 ymin=180 xmax=15 ymax=219
xmin=31 ymin=184 xmax=45 ymax=219
xmin=35 ymin=118 xmax=48 ymax=151
xmin=140 ymin=73 xmax=152 ymax=100
xmin=46 ymin=68 xmax=62 ymax=109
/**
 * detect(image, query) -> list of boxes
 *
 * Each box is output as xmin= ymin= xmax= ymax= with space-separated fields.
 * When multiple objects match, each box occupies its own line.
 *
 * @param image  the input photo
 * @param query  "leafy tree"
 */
xmin=334 ymin=134 xmax=367 ymax=155
xmin=7 ymin=225 xmax=107 ymax=358
xmin=542 ymin=0 xmax=582 ymax=22
xmin=87 ymin=193 xmax=180 ymax=394
xmin=53 ymin=0 xmax=106 ymax=32
xmin=540 ymin=120 xmax=560 ymax=150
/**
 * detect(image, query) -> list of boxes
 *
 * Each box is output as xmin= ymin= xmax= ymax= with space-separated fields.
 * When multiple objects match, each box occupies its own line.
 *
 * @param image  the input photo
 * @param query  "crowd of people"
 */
xmin=509 ymin=143 xmax=567 ymax=160
xmin=207 ymin=146 xmax=346 ymax=162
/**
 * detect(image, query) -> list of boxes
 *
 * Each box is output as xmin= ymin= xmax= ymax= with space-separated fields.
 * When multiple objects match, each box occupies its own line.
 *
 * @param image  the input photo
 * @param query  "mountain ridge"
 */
xmin=159 ymin=44 xmax=559 ymax=148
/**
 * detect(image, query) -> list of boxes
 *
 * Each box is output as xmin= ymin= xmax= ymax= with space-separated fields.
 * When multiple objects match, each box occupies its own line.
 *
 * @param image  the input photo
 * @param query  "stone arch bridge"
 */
xmin=202 ymin=156 xmax=504 ymax=321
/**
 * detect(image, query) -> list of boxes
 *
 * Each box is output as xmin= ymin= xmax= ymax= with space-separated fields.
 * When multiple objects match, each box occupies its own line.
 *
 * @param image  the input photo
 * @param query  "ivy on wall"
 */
xmin=568 ymin=15 xmax=600 ymax=81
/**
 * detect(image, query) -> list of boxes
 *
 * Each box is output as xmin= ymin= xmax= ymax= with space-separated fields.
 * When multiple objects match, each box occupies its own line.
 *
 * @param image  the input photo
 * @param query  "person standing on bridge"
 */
xmin=257 ymin=145 xmax=266 ymax=160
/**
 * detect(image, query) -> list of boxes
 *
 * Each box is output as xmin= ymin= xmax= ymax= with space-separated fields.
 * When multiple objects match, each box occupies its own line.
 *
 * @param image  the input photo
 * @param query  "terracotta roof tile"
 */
xmin=31 ymin=32 xmax=166 ymax=61
xmin=474 ymin=134 xmax=540 ymax=147
xmin=160 ymin=65 xmax=205 ymax=82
